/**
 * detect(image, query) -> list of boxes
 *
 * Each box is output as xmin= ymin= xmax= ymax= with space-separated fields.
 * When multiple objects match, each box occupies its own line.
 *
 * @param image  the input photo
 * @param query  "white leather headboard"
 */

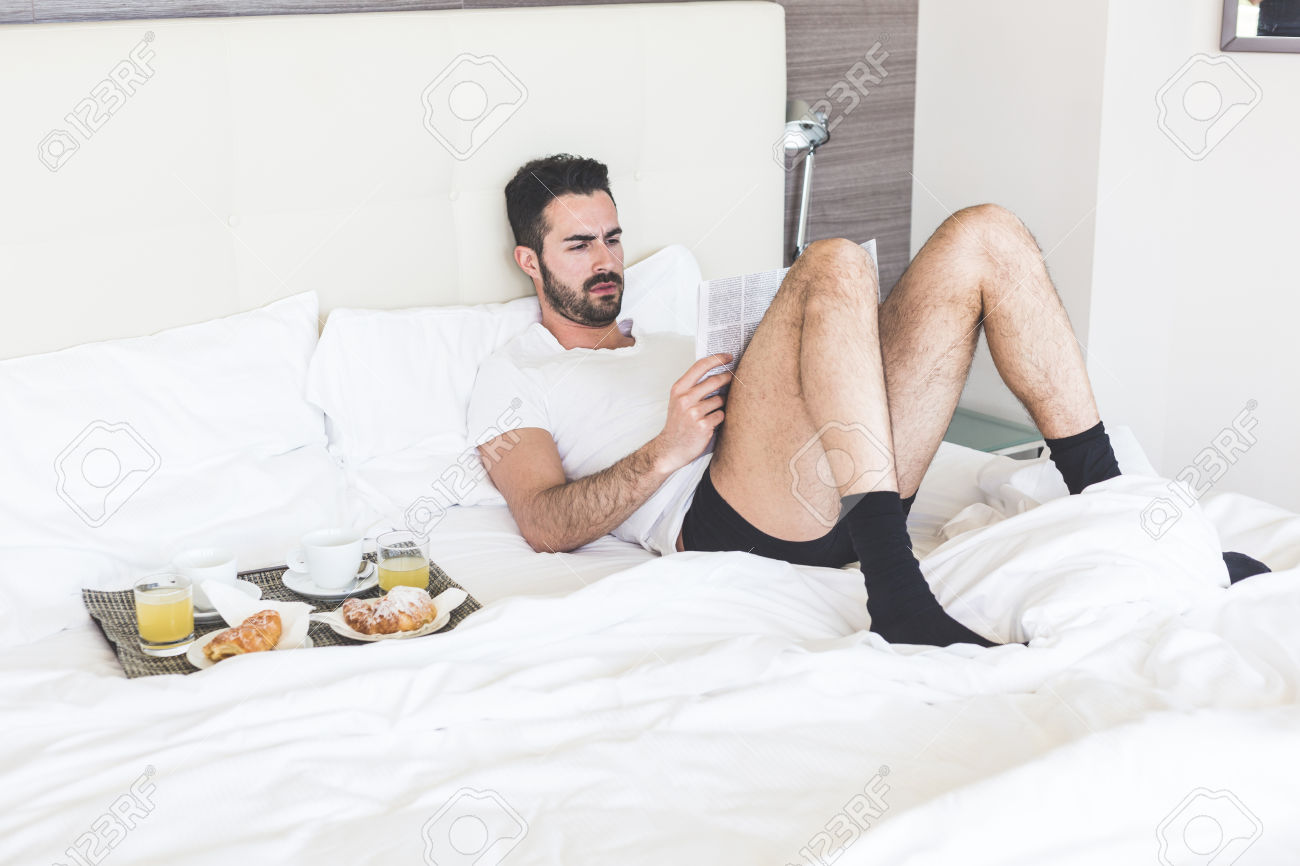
xmin=0 ymin=2 xmax=785 ymax=359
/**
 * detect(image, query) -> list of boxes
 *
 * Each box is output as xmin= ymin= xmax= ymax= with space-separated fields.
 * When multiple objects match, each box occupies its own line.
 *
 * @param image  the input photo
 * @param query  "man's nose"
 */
xmin=593 ymin=240 xmax=620 ymax=273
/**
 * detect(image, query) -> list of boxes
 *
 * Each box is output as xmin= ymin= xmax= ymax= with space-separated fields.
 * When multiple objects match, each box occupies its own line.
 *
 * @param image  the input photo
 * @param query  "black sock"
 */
xmin=1224 ymin=551 xmax=1271 ymax=584
xmin=900 ymin=492 xmax=916 ymax=519
xmin=842 ymin=491 xmax=995 ymax=648
xmin=1045 ymin=420 xmax=1121 ymax=494
xmin=1045 ymin=424 xmax=1267 ymax=583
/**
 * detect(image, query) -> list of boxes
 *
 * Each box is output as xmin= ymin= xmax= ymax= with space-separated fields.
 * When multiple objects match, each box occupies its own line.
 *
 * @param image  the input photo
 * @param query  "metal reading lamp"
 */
xmin=781 ymin=98 xmax=831 ymax=261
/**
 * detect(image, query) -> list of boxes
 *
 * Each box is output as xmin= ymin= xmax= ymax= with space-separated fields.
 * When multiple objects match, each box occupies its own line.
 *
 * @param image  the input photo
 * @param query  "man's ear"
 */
xmin=514 ymin=245 xmax=541 ymax=283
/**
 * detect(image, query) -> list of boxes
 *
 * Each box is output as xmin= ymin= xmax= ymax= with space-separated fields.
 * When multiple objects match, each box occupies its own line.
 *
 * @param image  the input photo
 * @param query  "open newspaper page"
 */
xmin=695 ymin=239 xmax=878 ymax=385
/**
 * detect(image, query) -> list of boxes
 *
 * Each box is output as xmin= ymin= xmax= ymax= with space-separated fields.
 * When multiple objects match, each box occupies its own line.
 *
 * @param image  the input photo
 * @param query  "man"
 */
xmin=468 ymin=154 xmax=1265 ymax=648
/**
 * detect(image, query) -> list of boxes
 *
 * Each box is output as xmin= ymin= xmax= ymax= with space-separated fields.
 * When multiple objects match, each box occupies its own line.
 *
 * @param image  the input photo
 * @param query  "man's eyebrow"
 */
xmin=562 ymin=226 xmax=623 ymax=243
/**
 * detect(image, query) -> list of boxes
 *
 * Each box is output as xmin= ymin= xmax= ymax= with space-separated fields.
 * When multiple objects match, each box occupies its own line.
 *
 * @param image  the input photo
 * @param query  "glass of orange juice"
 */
xmin=376 ymin=530 xmax=430 ymax=592
xmin=133 ymin=573 xmax=195 ymax=656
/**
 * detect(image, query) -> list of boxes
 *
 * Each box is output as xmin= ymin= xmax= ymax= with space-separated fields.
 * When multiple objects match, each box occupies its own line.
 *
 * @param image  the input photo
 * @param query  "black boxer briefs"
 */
xmin=679 ymin=465 xmax=915 ymax=567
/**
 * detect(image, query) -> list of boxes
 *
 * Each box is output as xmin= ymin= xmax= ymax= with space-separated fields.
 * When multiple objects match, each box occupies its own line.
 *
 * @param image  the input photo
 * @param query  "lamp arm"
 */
xmin=793 ymin=146 xmax=816 ymax=260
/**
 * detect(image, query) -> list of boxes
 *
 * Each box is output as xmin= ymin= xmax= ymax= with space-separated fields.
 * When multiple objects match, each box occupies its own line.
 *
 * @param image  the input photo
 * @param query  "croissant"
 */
xmin=342 ymin=586 xmax=438 ymax=635
xmin=203 ymin=610 xmax=283 ymax=662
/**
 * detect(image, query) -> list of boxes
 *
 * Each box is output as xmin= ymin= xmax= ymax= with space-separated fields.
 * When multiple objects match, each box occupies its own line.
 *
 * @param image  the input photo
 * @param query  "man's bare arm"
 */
xmin=480 ymin=355 xmax=732 ymax=553
xmin=482 ymin=429 xmax=673 ymax=552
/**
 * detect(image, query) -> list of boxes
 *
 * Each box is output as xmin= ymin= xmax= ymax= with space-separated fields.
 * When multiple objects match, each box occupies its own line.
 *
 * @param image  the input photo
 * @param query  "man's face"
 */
xmin=535 ymin=192 xmax=624 ymax=328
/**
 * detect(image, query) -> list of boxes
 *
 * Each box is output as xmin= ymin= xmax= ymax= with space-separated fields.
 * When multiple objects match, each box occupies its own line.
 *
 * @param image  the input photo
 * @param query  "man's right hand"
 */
xmin=652 ymin=354 xmax=733 ymax=474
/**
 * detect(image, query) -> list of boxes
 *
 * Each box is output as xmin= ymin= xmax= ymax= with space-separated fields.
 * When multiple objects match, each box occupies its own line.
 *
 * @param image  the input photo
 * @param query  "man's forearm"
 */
xmin=519 ymin=440 xmax=673 ymax=553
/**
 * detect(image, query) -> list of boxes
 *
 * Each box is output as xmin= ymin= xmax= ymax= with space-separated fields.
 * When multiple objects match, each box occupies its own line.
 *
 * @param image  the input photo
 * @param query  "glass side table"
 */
xmin=942 ymin=407 xmax=1044 ymax=459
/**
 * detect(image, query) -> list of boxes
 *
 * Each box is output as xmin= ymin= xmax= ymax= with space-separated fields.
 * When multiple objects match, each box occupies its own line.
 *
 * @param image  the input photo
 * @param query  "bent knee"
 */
xmin=798 ymin=238 xmax=878 ymax=296
xmin=948 ymin=203 xmax=1029 ymax=239
xmin=803 ymin=237 xmax=871 ymax=268
xmin=942 ymin=203 xmax=1039 ymax=263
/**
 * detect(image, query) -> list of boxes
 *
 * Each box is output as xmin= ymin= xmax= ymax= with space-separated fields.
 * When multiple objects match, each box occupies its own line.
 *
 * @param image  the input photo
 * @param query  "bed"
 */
xmin=3 ymin=5 xmax=1300 ymax=865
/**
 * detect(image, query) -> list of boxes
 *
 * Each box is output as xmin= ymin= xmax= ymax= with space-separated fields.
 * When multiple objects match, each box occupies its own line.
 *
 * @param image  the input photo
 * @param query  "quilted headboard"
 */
xmin=0 ymin=2 xmax=785 ymax=359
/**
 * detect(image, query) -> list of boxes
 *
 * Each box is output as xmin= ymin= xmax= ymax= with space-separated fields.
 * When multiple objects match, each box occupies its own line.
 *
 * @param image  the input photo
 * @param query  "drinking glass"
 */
xmin=134 ymin=573 xmax=196 ymax=656
xmin=376 ymin=531 xmax=431 ymax=592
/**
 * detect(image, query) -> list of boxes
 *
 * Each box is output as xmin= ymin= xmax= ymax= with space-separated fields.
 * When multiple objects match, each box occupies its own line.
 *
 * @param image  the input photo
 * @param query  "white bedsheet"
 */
xmin=2 ymin=459 xmax=1298 ymax=864
xmin=422 ymin=504 xmax=653 ymax=605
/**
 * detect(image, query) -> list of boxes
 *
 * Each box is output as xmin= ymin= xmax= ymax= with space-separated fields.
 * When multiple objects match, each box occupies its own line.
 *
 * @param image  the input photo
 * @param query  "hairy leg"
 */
xmin=707 ymin=205 xmax=1099 ymax=539
xmin=695 ymin=210 xmax=1099 ymax=648
xmin=701 ymin=236 xmax=998 ymax=646
xmin=881 ymin=204 xmax=1101 ymax=498
xmin=708 ymin=238 xmax=895 ymax=539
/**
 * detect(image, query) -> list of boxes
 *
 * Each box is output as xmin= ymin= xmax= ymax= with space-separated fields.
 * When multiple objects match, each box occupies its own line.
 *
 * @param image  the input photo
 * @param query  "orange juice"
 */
xmin=135 ymin=587 xmax=194 ymax=643
xmin=378 ymin=555 xmax=429 ymax=591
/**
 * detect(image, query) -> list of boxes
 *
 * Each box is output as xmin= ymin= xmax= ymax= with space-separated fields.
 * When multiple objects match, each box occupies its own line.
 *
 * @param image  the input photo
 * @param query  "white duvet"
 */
xmin=3 ymin=474 xmax=1299 ymax=865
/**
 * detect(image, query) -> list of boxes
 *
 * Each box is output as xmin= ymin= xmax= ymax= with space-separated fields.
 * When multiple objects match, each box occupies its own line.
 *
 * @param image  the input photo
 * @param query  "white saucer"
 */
xmin=186 ymin=629 xmax=314 ymax=670
xmin=193 ymin=579 xmax=262 ymax=623
xmin=281 ymin=560 xmax=377 ymax=600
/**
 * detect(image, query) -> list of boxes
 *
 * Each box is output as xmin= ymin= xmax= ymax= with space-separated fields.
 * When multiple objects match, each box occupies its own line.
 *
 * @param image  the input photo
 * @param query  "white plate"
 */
xmin=281 ymin=560 xmax=377 ymax=600
xmin=312 ymin=587 xmax=469 ymax=642
xmin=186 ymin=628 xmax=314 ymax=670
xmin=193 ymin=579 xmax=262 ymax=624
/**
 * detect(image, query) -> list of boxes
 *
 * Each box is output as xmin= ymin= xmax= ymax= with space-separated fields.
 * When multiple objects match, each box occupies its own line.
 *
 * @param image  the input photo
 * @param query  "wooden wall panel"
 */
xmin=778 ymin=0 xmax=915 ymax=288
xmin=0 ymin=2 xmax=34 ymax=23
xmin=27 ymin=0 xmax=458 ymax=20
xmin=10 ymin=0 xmax=917 ymax=289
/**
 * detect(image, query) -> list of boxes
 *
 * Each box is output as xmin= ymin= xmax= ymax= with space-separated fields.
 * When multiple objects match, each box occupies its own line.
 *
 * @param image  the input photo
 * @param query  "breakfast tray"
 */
xmin=82 ymin=556 xmax=481 ymax=679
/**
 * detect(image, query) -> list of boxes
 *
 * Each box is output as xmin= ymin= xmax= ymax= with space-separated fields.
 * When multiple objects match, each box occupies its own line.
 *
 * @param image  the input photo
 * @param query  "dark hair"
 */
xmin=505 ymin=154 xmax=614 ymax=254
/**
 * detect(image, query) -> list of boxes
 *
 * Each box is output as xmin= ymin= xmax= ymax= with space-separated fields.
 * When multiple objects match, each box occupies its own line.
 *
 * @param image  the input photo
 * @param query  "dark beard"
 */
xmin=538 ymin=259 xmax=623 ymax=327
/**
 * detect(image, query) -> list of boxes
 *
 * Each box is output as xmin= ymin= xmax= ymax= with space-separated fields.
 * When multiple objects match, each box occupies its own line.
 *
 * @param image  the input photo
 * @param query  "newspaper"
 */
xmin=695 ymin=239 xmax=878 ymax=382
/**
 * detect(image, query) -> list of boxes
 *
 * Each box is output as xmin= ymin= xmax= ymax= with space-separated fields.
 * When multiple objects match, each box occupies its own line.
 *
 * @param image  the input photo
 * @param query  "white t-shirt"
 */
xmin=467 ymin=319 xmax=711 ymax=555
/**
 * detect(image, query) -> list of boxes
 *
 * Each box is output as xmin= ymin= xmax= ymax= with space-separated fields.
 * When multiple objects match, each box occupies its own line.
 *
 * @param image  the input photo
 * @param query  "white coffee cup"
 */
xmin=286 ymin=528 xmax=365 ymax=589
xmin=173 ymin=547 xmax=238 ymax=610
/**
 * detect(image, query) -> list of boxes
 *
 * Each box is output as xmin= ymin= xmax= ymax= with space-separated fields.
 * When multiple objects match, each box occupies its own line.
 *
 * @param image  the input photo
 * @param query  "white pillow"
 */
xmin=1 ymin=292 xmax=325 ymax=470
xmin=0 ymin=292 xmax=355 ymax=647
xmin=619 ymin=242 xmax=702 ymax=337
xmin=307 ymin=296 xmax=542 ymax=463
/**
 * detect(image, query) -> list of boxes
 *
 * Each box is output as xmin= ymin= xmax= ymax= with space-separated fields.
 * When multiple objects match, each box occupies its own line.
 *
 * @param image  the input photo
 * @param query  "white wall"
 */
xmin=1090 ymin=0 xmax=1300 ymax=511
xmin=914 ymin=0 xmax=1300 ymax=512
xmin=911 ymin=1 xmax=1110 ymax=425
